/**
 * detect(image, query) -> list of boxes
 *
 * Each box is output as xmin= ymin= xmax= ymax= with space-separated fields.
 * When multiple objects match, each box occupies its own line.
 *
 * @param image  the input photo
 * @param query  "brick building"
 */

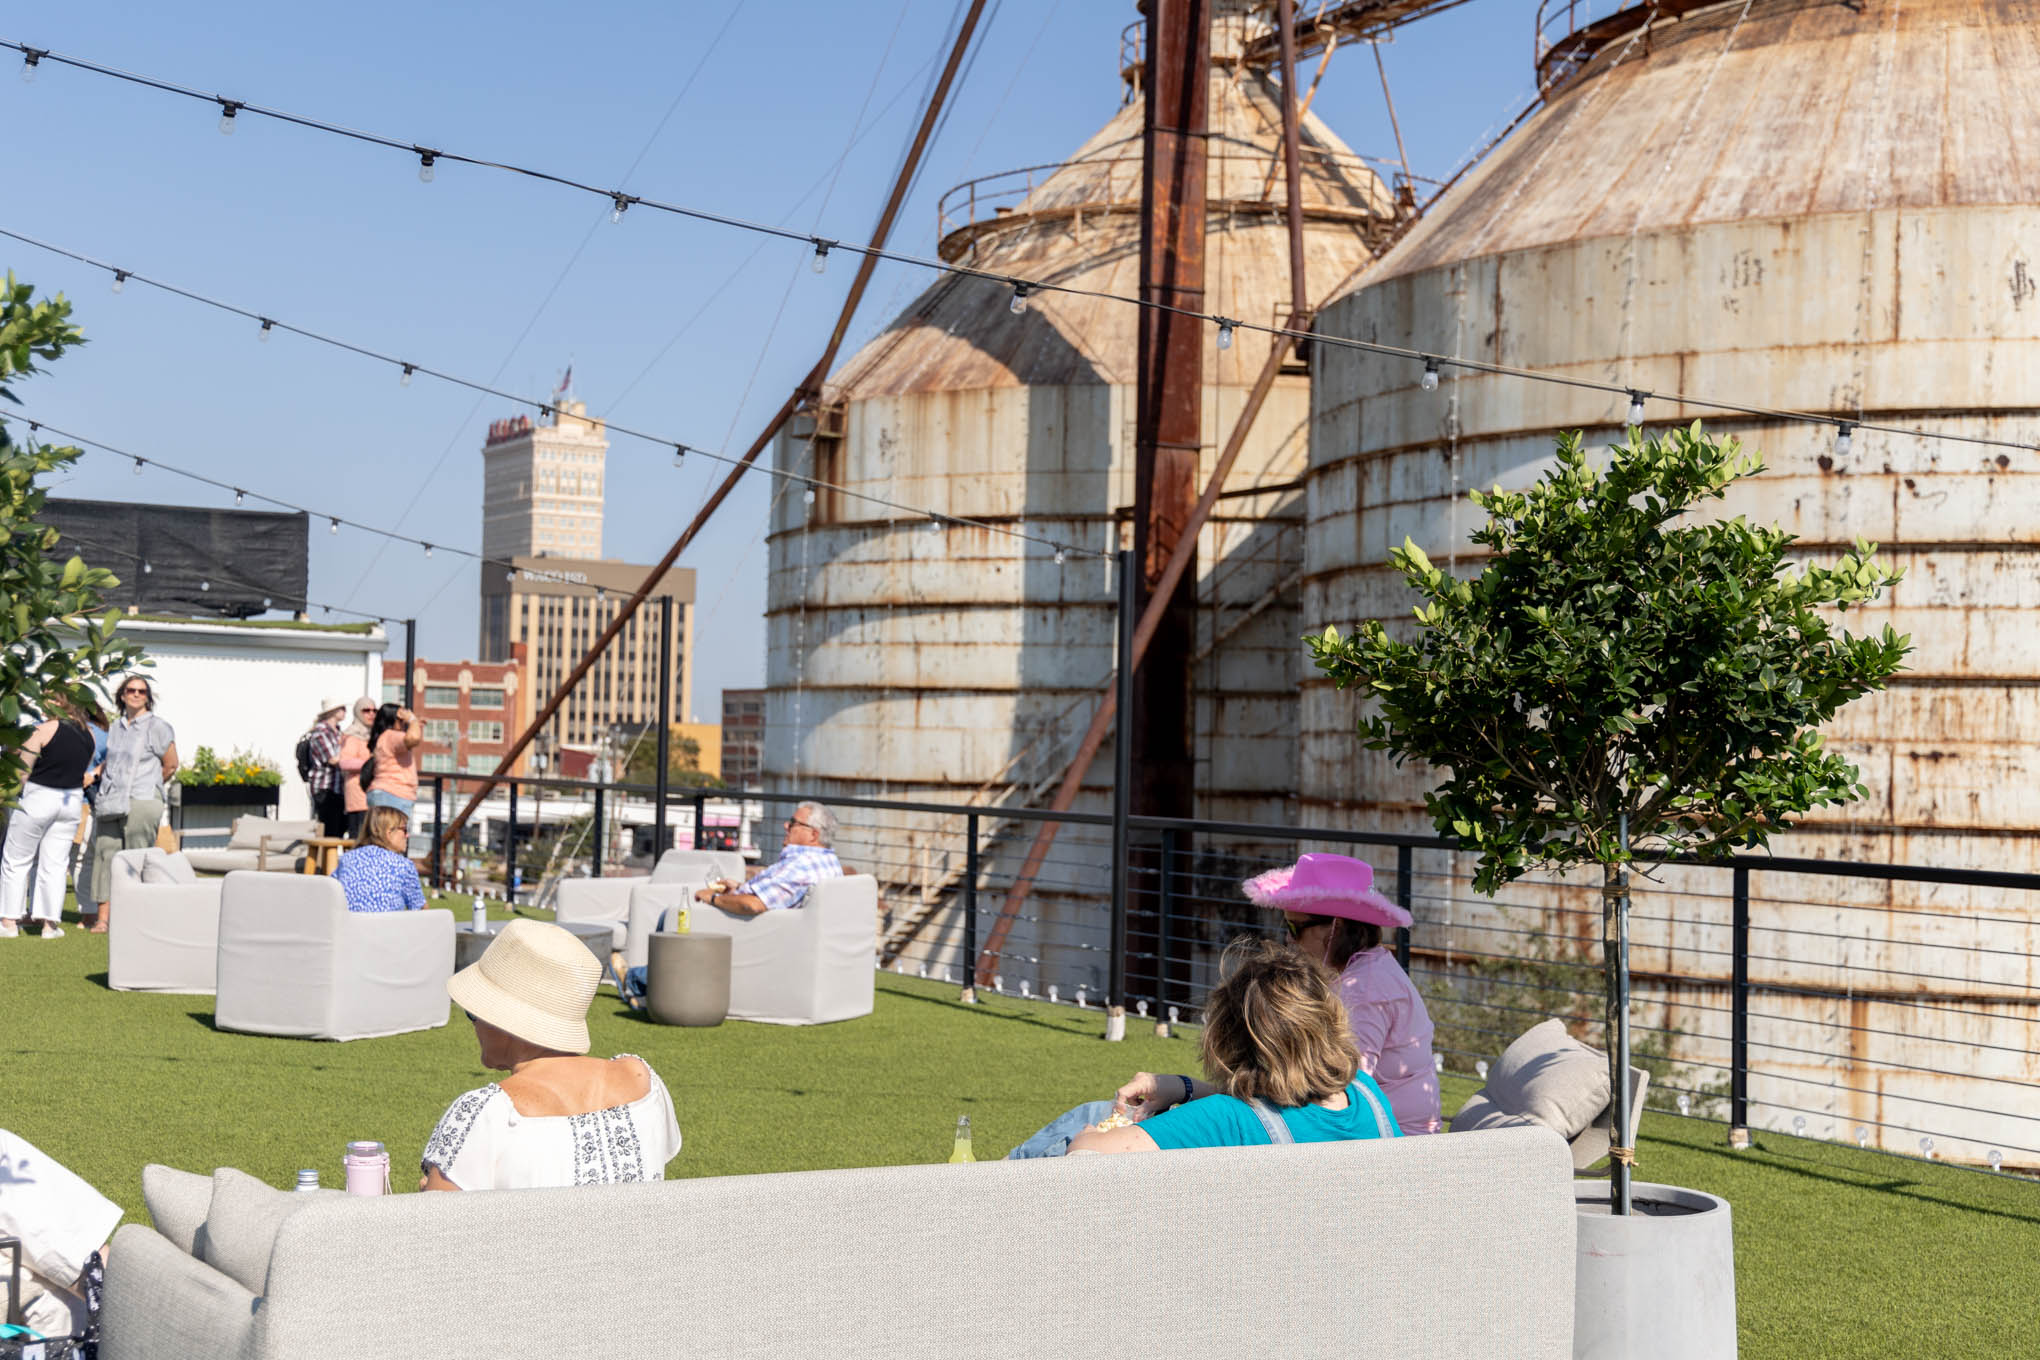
xmin=385 ymin=643 xmax=534 ymax=779
xmin=721 ymin=688 xmax=764 ymax=790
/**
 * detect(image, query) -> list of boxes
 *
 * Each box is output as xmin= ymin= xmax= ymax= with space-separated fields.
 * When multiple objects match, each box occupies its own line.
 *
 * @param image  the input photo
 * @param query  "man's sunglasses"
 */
xmin=785 ymin=818 xmax=813 ymax=832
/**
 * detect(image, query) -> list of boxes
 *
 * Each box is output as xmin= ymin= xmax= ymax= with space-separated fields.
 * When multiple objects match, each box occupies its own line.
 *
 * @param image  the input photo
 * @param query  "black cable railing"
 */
xmin=420 ymin=774 xmax=2040 ymax=1180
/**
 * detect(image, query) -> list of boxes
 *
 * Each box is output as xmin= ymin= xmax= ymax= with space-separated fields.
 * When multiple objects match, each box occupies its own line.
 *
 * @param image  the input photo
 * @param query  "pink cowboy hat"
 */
xmin=1241 ymin=852 xmax=1412 ymax=930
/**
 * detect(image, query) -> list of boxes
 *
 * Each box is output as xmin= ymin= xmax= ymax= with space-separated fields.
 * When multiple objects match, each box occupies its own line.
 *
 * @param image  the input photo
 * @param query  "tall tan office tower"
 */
xmin=478 ymin=402 xmax=694 ymax=751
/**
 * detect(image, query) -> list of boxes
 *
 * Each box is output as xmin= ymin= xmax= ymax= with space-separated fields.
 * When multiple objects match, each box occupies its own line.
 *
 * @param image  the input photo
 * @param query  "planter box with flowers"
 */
xmin=172 ymin=747 xmax=282 ymax=833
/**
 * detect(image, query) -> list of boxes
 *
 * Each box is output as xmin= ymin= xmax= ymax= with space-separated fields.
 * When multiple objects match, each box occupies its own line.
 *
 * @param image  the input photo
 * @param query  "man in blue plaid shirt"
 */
xmin=695 ymin=801 xmax=844 ymax=915
xmin=302 ymin=698 xmax=348 ymax=838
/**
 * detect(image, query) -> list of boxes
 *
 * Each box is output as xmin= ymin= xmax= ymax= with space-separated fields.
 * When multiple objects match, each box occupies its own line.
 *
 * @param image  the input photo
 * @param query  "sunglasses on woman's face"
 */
xmin=1284 ymin=916 xmax=1329 ymax=940
xmin=122 ymin=687 xmax=148 ymax=697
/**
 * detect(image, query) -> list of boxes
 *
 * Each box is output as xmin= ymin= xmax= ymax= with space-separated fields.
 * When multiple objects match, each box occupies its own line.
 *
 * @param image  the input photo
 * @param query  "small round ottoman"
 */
xmin=647 ymin=931 xmax=732 ymax=1027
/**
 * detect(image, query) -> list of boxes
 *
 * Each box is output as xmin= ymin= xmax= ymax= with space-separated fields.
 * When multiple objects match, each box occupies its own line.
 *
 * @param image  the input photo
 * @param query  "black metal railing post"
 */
xmin=1106 ymin=548 xmax=1134 ymax=1041
xmin=1730 ymin=862 xmax=1751 ymax=1146
xmin=653 ymin=595 xmax=673 ymax=864
xmin=591 ymin=784 xmax=605 ymax=878
xmin=961 ymin=811 xmax=979 ymax=1004
xmin=1395 ymin=844 xmax=1413 ymax=971
xmin=1158 ymin=826 xmax=1177 ymax=1018
xmin=505 ymin=779 xmax=519 ymax=905
xmin=430 ymin=776 xmax=444 ymax=890
xmin=692 ymin=791 xmax=706 ymax=850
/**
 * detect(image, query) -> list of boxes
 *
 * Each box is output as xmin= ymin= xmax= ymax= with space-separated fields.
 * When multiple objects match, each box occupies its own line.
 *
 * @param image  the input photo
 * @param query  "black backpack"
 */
xmin=295 ymin=730 xmax=317 ymax=782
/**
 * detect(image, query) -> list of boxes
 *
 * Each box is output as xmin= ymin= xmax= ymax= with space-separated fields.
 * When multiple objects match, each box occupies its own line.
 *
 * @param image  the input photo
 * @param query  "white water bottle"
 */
xmin=471 ymin=897 xmax=488 ymax=932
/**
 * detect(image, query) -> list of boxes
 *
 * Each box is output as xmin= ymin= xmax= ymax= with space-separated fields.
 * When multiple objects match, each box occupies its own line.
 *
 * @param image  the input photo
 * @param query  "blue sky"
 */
xmin=5 ymin=0 xmax=1529 ymax=721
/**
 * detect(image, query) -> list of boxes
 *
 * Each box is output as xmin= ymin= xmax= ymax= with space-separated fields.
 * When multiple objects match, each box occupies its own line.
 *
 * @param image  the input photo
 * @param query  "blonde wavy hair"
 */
xmin=363 ymin=805 xmax=411 ymax=854
xmin=1198 ymin=937 xmax=1361 ymax=1108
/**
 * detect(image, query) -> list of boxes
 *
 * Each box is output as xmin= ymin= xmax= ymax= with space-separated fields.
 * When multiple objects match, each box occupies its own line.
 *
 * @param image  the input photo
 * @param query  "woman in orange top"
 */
xmin=359 ymin=702 xmax=424 ymax=818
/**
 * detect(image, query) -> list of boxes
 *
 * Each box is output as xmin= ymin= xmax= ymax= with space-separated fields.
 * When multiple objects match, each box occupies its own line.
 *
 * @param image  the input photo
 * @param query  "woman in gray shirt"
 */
xmin=86 ymin=674 xmax=178 ymax=933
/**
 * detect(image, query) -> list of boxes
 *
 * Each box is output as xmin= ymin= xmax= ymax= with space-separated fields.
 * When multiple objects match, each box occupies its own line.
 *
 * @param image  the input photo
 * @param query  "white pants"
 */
xmin=1 ymin=782 xmax=85 ymax=923
xmin=0 ymin=1128 xmax=123 ymax=1336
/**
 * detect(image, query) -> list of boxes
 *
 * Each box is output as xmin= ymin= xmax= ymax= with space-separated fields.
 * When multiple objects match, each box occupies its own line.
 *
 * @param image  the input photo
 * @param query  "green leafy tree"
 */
xmin=1307 ymin=423 xmax=1908 ymax=1209
xmin=0 ymin=273 xmax=142 ymax=791
xmin=625 ymin=729 xmax=723 ymax=789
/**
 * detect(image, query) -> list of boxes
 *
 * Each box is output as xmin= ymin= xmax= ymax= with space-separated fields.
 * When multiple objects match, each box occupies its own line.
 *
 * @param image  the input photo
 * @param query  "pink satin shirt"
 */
xmin=1337 ymin=946 xmax=1443 ymax=1135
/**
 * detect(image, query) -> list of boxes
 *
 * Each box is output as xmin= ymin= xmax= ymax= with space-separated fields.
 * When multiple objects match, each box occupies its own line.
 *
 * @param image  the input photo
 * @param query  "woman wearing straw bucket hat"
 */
xmin=1115 ymin=853 xmax=1442 ymax=1136
xmin=419 ymin=920 xmax=680 ymax=1191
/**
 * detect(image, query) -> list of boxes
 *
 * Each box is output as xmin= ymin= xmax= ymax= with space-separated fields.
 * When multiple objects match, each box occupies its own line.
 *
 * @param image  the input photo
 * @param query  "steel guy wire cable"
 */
xmin=0 ymin=225 xmax=1105 ymax=560
xmin=5 ymin=36 xmax=2037 ymax=458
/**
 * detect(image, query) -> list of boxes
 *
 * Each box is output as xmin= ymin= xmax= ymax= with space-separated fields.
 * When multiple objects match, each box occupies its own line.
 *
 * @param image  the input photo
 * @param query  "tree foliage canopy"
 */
xmin=1307 ymin=424 xmax=1910 ymax=895
xmin=0 ymin=272 xmax=142 ymax=790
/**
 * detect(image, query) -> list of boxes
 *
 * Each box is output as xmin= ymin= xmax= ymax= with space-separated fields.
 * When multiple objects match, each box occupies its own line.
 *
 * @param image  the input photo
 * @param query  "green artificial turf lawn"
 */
xmin=7 ymin=898 xmax=2035 ymax=1359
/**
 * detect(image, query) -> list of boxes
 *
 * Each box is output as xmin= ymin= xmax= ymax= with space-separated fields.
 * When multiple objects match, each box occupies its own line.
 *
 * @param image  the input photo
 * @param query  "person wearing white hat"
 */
xmin=299 ymin=697 xmax=349 ymax=838
xmin=420 ymin=920 xmax=681 ymax=1191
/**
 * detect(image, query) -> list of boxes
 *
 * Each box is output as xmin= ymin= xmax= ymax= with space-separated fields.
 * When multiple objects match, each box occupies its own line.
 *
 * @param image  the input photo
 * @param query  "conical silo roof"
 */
xmin=1363 ymin=0 xmax=2040 ymax=288
xmin=828 ymin=63 xmax=1397 ymax=400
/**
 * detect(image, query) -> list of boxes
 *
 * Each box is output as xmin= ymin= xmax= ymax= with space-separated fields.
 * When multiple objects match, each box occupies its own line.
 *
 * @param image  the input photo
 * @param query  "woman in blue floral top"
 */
xmin=333 ymin=806 xmax=426 ymax=912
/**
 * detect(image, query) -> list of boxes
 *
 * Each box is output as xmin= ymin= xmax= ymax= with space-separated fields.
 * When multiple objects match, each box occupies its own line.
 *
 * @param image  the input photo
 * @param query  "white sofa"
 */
xmin=103 ymin=1125 xmax=1578 ymax=1360
xmin=552 ymin=849 xmax=747 ymax=950
xmin=183 ymin=817 xmax=320 ymax=875
xmin=107 ymin=849 xmax=224 ymax=994
xmin=630 ymin=873 xmax=878 ymax=1025
xmin=212 ymin=871 xmax=455 ymax=1041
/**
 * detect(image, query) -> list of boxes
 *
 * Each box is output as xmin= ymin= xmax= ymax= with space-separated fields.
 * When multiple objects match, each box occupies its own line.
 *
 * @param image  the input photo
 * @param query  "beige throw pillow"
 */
xmin=193 ymin=1167 xmax=337 ymax=1295
xmin=1473 ymin=1018 xmax=1611 ymax=1140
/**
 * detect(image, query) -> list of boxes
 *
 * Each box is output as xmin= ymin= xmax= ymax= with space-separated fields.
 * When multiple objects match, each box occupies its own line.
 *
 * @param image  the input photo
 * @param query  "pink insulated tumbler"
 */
xmin=343 ymin=1140 xmax=392 ymax=1196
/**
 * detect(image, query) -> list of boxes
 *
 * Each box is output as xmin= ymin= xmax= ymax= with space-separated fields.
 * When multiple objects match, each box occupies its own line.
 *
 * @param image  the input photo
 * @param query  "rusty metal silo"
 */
xmin=1304 ymin=0 xmax=2040 ymax=1161
xmin=764 ymin=5 xmax=1397 ymax=993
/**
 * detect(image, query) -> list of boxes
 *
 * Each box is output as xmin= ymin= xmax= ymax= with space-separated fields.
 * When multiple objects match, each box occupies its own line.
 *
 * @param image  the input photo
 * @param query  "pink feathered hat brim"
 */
xmin=1241 ymin=858 xmax=1413 ymax=930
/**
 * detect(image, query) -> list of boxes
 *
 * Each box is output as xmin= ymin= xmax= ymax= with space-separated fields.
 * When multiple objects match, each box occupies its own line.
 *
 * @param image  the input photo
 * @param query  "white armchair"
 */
xmin=666 ymin=873 xmax=878 ymax=1025
xmin=213 ymin=871 xmax=455 ymax=1041
xmin=558 ymin=851 xmax=747 ymax=953
xmin=108 ymin=849 xmax=224 ymax=994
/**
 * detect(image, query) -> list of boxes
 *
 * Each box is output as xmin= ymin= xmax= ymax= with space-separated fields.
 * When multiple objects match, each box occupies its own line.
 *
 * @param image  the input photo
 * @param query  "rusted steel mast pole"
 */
xmin=1276 ymin=0 xmax=1311 ymax=327
xmin=436 ymin=0 xmax=993 ymax=859
xmin=1120 ymin=0 xmax=1212 ymax=1011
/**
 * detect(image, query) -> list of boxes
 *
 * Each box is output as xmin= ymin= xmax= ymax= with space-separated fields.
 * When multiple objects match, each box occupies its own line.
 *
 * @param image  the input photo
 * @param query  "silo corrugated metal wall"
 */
xmin=764 ymin=9 xmax=1393 ymax=994
xmin=1305 ymin=0 xmax=2040 ymax=1161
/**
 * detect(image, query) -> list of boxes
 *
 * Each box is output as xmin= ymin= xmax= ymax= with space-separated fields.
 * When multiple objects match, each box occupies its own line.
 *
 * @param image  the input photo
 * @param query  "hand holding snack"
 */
xmin=1112 ymin=1071 xmax=1185 ymax=1121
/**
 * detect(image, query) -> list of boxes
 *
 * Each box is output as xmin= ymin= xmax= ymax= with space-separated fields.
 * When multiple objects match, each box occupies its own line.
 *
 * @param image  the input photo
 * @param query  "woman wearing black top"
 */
xmin=1 ymin=697 xmax=99 ymax=938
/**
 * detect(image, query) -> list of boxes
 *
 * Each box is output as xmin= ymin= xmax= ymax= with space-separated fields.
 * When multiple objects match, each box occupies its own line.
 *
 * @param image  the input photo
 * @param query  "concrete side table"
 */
xmin=648 ymin=931 xmax=731 ymax=1027
xmin=456 ymin=919 xmax=613 ymax=975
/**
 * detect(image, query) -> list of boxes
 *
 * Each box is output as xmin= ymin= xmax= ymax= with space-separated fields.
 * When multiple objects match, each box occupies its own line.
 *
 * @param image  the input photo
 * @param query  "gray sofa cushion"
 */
xmin=1449 ymin=1091 xmax=1542 ymax=1135
xmin=141 ymin=1165 xmax=214 ymax=1255
xmin=141 ymin=849 xmax=198 ymax=885
xmin=192 ymin=1168 xmax=336 ymax=1295
xmin=1475 ymin=1018 xmax=1610 ymax=1139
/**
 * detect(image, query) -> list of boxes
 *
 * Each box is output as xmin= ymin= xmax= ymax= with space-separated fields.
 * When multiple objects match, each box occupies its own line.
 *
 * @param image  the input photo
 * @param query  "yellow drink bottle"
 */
xmin=948 ymin=1115 xmax=975 ymax=1163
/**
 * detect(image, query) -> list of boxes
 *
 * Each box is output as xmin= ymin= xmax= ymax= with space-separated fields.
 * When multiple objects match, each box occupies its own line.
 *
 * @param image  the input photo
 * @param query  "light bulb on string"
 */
xmin=217 ymin=101 xmax=240 ymax=135
xmin=1627 ymin=390 xmax=1648 ymax=427
xmin=141 ymin=561 xmax=152 ymax=575
xmin=329 ymin=517 xmax=340 ymax=535
xmin=610 ymin=193 xmax=630 ymax=223
xmin=1421 ymin=358 xmax=1441 ymax=392
xmin=1215 ymin=318 xmax=1235 ymax=351
xmin=258 ymin=318 xmax=273 ymax=342
xmin=233 ymin=489 xmax=244 ymax=506
xmin=261 ymin=597 xmax=272 ymax=609
xmin=1008 ymin=282 xmax=1031 ymax=315
xmin=131 ymin=457 xmax=144 ymax=476
xmin=811 ymin=240 xmax=832 ymax=274
xmin=110 ymin=270 xmax=127 ymax=294
xmin=199 ymin=580 xmax=211 ymax=592
xmin=422 ymin=542 xmax=433 ymax=558
xmin=400 ymin=364 xmax=415 ymax=387
xmin=1054 ymin=548 xmax=1066 ymax=566
xmin=803 ymin=486 xmax=817 ymax=505
xmin=672 ymin=444 xmax=686 ymax=468
xmin=20 ymin=49 xmax=41 ymax=82
xmin=417 ymin=151 xmax=436 ymax=183
xmin=1835 ymin=422 xmax=1854 ymax=458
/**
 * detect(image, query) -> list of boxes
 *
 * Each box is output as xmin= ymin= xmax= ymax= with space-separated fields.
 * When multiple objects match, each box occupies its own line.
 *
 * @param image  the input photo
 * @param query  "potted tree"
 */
xmin=1307 ymin=423 xmax=1908 ymax=1357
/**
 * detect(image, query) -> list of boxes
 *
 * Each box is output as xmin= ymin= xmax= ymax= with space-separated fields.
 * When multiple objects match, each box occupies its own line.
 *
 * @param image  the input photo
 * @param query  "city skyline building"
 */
xmin=480 ymin=401 xmax=608 ymax=564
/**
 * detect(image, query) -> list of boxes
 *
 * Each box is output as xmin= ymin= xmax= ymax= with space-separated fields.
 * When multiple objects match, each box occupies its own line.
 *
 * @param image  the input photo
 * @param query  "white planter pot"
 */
xmin=1575 ymin=1181 xmax=1736 ymax=1360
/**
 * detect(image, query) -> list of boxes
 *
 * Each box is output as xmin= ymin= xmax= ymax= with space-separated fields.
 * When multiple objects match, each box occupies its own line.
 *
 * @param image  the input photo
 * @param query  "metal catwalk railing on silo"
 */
xmin=422 ymin=774 xmax=2040 ymax=1183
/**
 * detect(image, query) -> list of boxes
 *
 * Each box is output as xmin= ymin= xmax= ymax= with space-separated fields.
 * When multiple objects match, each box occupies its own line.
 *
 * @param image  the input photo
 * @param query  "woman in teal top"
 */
xmin=1007 ymin=938 xmax=1398 ymax=1158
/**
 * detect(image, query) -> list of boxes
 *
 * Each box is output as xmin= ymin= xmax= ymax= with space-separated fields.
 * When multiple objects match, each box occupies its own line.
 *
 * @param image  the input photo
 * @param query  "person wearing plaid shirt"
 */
xmin=694 ymin=801 xmax=844 ymax=915
xmin=302 ymin=699 xmax=348 ymax=837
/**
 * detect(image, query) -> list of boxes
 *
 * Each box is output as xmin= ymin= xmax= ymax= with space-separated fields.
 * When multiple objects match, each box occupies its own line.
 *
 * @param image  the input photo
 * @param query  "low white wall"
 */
xmin=113 ymin=619 xmax=386 ymax=825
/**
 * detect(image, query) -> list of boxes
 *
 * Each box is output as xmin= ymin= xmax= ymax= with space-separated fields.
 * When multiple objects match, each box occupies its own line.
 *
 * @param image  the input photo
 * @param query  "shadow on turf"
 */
xmin=886 ymin=982 xmax=1133 ymax=1038
xmin=1676 ymin=1135 xmax=2040 ymax=1228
